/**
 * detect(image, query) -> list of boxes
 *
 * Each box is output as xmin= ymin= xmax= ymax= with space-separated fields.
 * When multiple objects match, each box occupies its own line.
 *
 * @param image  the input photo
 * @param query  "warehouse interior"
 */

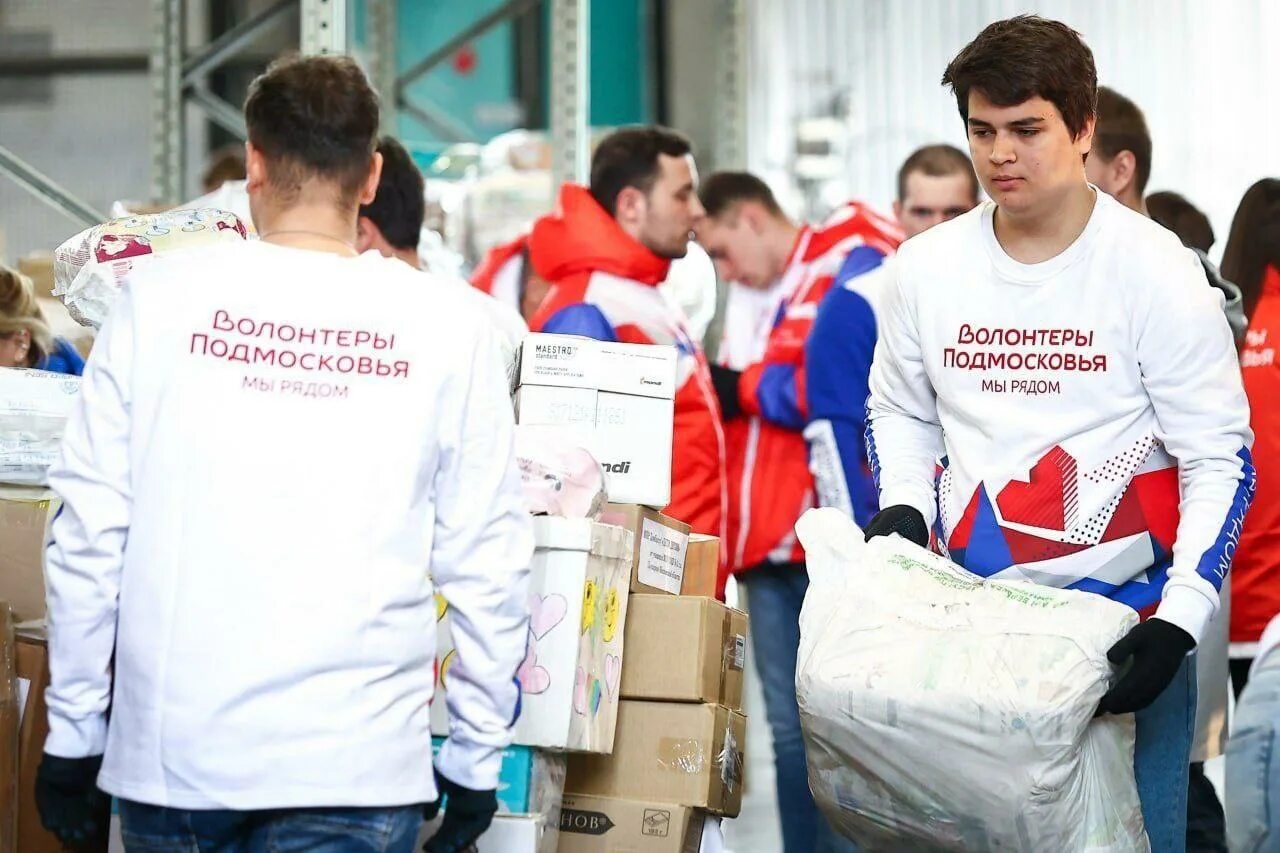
xmin=2 ymin=2 xmax=1280 ymax=852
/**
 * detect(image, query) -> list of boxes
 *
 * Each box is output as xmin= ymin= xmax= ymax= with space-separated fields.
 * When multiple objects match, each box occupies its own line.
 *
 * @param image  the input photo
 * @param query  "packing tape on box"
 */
xmin=657 ymin=738 xmax=707 ymax=775
xmin=718 ymin=724 xmax=743 ymax=792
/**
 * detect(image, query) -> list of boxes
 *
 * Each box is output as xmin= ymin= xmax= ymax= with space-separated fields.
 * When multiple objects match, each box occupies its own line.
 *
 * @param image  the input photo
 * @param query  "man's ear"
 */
xmin=359 ymin=152 xmax=383 ymax=206
xmin=1114 ymin=150 xmax=1138 ymax=195
xmin=355 ymin=216 xmax=380 ymax=253
xmin=244 ymin=142 xmax=268 ymax=193
xmin=892 ymin=199 xmax=904 ymax=223
xmin=614 ymin=185 xmax=646 ymax=226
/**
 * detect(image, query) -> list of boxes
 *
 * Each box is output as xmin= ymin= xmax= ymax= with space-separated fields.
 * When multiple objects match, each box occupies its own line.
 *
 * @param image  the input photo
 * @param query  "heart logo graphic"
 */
xmin=529 ymin=593 xmax=568 ymax=640
xmin=517 ymin=643 xmax=551 ymax=694
xmin=996 ymin=446 xmax=1078 ymax=531
xmin=605 ymin=654 xmax=621 ymax=697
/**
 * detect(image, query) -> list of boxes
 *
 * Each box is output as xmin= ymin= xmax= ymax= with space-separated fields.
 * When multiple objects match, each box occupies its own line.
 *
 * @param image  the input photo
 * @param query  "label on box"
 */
xmin=728 ymin=635 xmax=746 ymax=671
xmin=561 ymin=807 xmax=616 ymax=836
xmin=642 ymin=808 xmax=672 ymax=837
xmin=638 ymin=517 xmax=687 ymax=594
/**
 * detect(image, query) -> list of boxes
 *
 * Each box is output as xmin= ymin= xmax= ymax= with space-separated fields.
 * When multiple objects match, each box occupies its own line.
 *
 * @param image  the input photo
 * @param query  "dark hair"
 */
xmin=202 ymin=144 xmax=247 ymax=193
xmin=244 ymin=54 xmax=380 ymax=204
xmin=589 ymin=127 xmax=693 ymax=217
xmin=359 ymin=136 xmax=425 ymax=250
xmin=942 ymin=15 xmax=1097 ymax=140
xmin=1093 ymin=87 xmax=1152 ymax=194
xmin=1146 ymin=191 xmax=1214 ymax=254
xmin=1221 ymin=178 xmax=1280 ymax=318
xmin=896 ymin=144 xmax=980 ymax=202
xmin=698 ymin=171 xmax=783 ymax=219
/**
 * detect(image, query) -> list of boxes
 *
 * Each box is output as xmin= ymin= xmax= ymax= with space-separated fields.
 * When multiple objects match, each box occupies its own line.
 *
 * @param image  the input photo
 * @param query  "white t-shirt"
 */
xmin=44 ymin=241 xmax=533 ymax=809
xmin=867 ymin=189 xmax=1254 ymax=643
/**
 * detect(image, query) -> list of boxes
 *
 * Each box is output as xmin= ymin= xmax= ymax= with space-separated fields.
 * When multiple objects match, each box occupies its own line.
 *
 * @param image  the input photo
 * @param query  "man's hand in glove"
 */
xmin=863 ymin=505 xmax=929 ymax=548
xmin=1096 ymin=618 xmax=1195 ymax=715
xmin=708 ymin=364 xmax=744 ymax=421
xmin=422 ymin=771 xmax=498 ymax=853
xmin=36 ymin=753 xmax=110 ymax=850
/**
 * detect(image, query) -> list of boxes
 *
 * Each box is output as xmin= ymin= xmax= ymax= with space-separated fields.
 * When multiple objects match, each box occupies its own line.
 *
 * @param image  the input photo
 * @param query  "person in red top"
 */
xmin=527 ymin=127 xmax=725 ymax=539
xmin=470 ymin=234 xmax=551 ymax=324
xmin=1227 ymin=177 xmax=1280 ymax=693
xmin=694 ymin=171 xmax=899 ymax=853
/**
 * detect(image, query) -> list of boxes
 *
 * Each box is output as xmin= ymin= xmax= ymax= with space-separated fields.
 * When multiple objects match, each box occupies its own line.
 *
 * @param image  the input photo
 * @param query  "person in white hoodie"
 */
xmin=36 ymin=54 xmax=533 ymax=853
xmin=863 ymin=16 xmax=1253 ymax=851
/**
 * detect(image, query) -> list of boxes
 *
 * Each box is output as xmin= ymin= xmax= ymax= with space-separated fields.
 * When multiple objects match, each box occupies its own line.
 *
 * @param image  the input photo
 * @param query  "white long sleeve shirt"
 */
xmin=44 ymin=241 xmax=533 ymax=810
xmin=866 ymin=190 xmax=1254 ymax=644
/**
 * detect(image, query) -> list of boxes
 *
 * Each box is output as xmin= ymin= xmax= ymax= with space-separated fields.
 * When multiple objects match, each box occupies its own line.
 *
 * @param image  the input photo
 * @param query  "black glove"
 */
xmin=863 ymin=505 xmax=929 ymax=548
xmin=1096 ymin=618 xmax=1195 ymax=715
xmin=35 ymin=753 xmax=110 ymax=850
xmin=709 ymin=364 xmax=743 ymax=421
xmin=422 ymin=771 xmax=498 ymax=853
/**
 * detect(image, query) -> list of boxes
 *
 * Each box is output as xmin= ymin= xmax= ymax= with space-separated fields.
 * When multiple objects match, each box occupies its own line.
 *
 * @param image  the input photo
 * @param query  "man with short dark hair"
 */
xmin=528 ymin=127 xmax=726 ymax=539
xmin=694 ymin=171 xmax=898 ymax=852
xmin=1087 ymin=86 xmax=1246 ymax=343
xmin=358 ymin=136 xmax=527 ymax=368
xmin=36 ymin=55 xmax=533 ymax=853
xmin=864 ymin=16 xmax=1253 ymax=849
xmin=805 ymin=144 xmax=979 ymax=526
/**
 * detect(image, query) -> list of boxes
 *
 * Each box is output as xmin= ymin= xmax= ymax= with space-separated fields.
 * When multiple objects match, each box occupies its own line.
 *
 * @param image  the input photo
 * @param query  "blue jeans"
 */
xmin=741 ymin=561 xmax=858 ymax=853
xmin=118 ymin=800 xmax=423 ymax=852
xmin=1134 ymin=655 xmax=1197 ymax=853
xmin=1226 ymin=652 xmax=1280 ymax=852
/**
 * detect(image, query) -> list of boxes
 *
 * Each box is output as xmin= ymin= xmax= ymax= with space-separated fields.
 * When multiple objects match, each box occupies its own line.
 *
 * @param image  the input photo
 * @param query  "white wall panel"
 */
xmin=746 ymin=0 xmax=1280 ymax=258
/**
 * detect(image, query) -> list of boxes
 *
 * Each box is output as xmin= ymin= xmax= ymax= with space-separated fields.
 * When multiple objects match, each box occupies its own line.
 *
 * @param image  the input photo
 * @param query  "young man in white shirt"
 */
xmin=36 ymin=55 xmax=533 ymax=853
xmin=864 ymin=16 xmax=1254 ymax=850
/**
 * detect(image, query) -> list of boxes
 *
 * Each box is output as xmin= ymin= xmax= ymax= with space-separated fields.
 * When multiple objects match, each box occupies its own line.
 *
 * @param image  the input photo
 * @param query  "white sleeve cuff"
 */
xmin=878 ymin=485 xmax=937 ymax=530
xmin=435 ymin=736 xmax=503 ymax=792
xmin=44 ymin=711 xmax=108 ymax=759
xmin=1155 ymin=585 xmax=1217 ymax=647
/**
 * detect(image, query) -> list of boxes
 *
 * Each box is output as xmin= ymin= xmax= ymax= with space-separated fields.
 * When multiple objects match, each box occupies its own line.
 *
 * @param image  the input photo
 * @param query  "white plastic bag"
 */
xmin=795 ymin=508 xmax=1148 ymax=852
xmin=0 ymin=368 xmax=81 ymax=486
xmin=53 ymin=208 xmax=249 ymax=329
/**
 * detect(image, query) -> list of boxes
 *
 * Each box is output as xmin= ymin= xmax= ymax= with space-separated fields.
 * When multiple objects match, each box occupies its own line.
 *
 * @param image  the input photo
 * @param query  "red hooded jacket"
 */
xmin=1233 ymin=264 xmax=1280 ymax=644
xmin=528 ymin=185 xmax=727 ymax=541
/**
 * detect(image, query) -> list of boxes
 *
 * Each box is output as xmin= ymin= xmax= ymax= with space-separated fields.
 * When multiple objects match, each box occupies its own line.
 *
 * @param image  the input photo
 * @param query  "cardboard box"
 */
xmin=514 ymin=334 xmax=678 ymax=508
xmin=620 ymin=596 xmax=747 ymax=711
xmin=430 ymin=738 xmax=565 ymax=815
xmin=17 ymin=255 xmax=53 ymax=298
xmin=558 ymin=795 xmax=705 ymax=853
xmin=419 ymin=813 xmax=558 ymax=853
xmin=566 ymin=702 xmax=746 ymax=817
xmin=0 ymin=489 xmax=59 ymax=622
xmin=599 ymin=504 xmax=690 ymax=596
xmin=432 ymin=519 xmax=634 ymax=752
xmin=681 ymin=535 xmax=720 ymax=598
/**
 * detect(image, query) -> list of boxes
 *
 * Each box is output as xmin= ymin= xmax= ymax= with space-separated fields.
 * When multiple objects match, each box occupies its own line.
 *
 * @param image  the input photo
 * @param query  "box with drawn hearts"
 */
xmin=432 ymin=517 xmax=634 ymax=753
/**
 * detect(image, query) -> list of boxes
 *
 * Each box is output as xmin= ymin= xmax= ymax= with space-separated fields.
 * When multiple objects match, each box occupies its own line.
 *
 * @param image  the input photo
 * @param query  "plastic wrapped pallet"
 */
xmin=794 ymin=508 xmax=1148 ymax=852
xmin=52 ymin=208 xmax=249 ymax=329
xmin=0 ymin=369 xmax=80 ymax=486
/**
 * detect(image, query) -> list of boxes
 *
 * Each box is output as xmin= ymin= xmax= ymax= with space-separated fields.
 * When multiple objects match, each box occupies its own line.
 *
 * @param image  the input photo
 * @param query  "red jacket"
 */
xmin=471 ymin=235 xmax=528 ymax=312
xmin=721 ymin=202 xmax=902 ymax=575
xmin=1233 ymin=264 xmax=1280 ymax=643
xmin=528 ymin=185 xmax=727 ymax=540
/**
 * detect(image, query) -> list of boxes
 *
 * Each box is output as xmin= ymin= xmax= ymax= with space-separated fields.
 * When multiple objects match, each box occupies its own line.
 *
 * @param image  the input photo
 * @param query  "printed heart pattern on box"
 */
xmin=604 ymin=654 xmax=621 ymax=697
xmin=529 ymin=593 xmax=568 ymax=640
xmin=518 ymin=642 xmax=551 ymax=695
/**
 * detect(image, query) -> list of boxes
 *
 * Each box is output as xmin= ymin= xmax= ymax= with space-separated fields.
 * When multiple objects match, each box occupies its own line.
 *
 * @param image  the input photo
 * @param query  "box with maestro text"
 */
xmin=513 ymin=334 xmax=677 ymax=508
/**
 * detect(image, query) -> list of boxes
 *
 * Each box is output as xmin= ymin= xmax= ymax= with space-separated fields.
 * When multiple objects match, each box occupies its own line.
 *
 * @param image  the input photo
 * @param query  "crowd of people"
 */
xmin=9 ymin=10 xmax=1280 ymax=853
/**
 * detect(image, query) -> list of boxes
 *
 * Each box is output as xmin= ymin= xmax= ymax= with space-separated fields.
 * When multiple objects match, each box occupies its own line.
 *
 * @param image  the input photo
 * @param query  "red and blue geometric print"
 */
xmin=944 ymin=441 xmax=1187 ymax=611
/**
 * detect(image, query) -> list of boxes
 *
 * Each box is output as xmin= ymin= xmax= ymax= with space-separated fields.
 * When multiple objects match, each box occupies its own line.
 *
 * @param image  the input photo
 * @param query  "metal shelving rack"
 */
xmin=147 ymin=0 xmax=348 ymax=205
